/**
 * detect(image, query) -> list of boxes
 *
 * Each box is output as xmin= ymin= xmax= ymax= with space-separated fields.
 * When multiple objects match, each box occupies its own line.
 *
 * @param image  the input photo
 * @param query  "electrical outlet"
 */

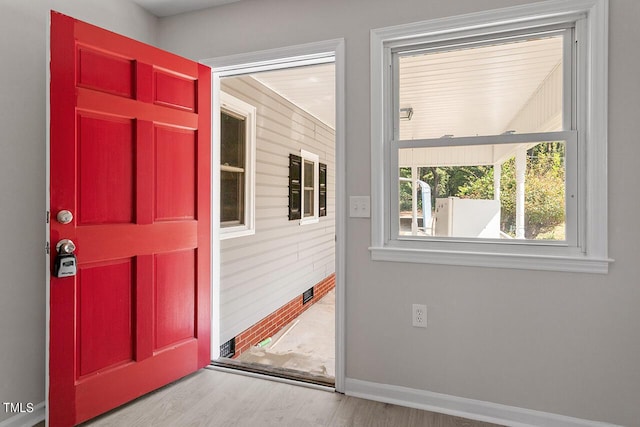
xmin=412 ymin=304 xmax=427 ymax=328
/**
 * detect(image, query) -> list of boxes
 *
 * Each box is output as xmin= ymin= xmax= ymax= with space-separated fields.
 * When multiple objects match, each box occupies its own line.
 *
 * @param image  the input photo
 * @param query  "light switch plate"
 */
xmin=349 ymin=196 xmax=370 ymax=218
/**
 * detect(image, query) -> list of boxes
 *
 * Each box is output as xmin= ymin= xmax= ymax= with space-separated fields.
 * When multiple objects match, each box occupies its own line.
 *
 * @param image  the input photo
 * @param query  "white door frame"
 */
xmin=201 ymin=38 xmax=346 ymax=393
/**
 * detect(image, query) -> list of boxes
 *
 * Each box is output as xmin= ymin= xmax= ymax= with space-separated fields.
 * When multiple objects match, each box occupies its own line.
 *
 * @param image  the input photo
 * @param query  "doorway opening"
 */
xmin=208 ymin=48 xmax=342 ymax=388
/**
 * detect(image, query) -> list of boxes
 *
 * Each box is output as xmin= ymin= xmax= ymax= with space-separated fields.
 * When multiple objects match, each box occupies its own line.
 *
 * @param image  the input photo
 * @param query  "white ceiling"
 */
xmin=250 ymin=64 xmax=336 ymax=129
xmin=133 ymin=0 xmax=242 ymax=17
xmin=398 ymin=36 xmax=563 ymax=140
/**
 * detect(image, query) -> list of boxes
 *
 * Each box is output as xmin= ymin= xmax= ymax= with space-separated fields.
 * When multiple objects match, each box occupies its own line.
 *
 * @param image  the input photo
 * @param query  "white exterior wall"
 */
xmin=0 ymin=1 xmax=157 ymax=423
xmin=159 ymin=2 xmax=640 ymax=426
xmin=220 ymin=76 xmax=335 ymax=342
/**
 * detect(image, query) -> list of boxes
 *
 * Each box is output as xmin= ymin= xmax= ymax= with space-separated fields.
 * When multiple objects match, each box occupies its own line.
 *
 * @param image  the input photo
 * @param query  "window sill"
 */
xmin=369 ymin=246 xmax=612 ymax=274
xmin=300 ymin=217 xmax=320 ymax=226
xmin=220 ymin=227 xmax=255 ymax=240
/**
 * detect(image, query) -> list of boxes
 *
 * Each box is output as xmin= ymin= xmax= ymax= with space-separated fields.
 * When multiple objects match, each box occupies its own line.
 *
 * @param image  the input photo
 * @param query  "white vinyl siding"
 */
xmin=220 ymin=76 xmax=335 ymax=342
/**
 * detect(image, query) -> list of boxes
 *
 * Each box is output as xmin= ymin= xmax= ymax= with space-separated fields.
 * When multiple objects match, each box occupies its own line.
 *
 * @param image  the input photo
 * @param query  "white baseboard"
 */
xmin=0 ymin=402 xmax=45 ymax=427
xmin=344 ymin=378 xmax=620 ymax=427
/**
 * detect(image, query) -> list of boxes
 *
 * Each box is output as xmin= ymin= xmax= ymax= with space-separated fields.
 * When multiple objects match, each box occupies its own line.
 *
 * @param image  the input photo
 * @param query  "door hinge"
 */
xmin=46 ymin=210 xmax=50 ymax=224
xmin=45 ymin=241 xmax=50 ymax=255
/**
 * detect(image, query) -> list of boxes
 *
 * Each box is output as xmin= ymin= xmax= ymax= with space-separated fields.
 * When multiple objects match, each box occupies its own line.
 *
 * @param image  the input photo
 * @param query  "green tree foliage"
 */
xmin=524 ymin=143 xmax=565 ymax=238
xmin=399 ymin=167 xmax=414 ymax=211
xmin=458 ymin=142 xmax=565 ymax=239
xmin=419 ymin=166 xmax=491 ymax=210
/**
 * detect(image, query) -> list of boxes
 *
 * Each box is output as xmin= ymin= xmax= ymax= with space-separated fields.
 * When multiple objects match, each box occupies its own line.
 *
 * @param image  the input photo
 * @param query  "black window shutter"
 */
xmin=319 ymin=162 xmax=327 ymax=217
xmin=289 ymin=154 xmax=302 ymax=220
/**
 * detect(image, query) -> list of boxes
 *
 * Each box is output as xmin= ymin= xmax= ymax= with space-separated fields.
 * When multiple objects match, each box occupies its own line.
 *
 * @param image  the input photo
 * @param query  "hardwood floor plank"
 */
xmin=79 ymin=369 xmax=503 ymax=427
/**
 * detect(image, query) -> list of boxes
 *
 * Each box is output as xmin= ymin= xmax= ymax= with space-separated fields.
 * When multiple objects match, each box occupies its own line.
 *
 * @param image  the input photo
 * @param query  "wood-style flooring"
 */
xmin=73 ymin=368 xmax=503 ymax=427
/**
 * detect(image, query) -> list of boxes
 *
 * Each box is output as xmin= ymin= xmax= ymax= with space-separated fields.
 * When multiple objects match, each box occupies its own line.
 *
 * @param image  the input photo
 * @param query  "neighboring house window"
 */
xmin=220 ymin=91 xmax=256 ymax=239
xmin=370 ymin=0 xmax=610 ymax=273
xmin=289 ymin=150 xmax=326 ymax=224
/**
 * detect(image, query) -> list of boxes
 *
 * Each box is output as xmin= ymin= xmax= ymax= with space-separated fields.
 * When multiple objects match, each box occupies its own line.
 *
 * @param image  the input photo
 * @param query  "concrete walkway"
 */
xmin=236 ymin=289 xmax=335 ymax=383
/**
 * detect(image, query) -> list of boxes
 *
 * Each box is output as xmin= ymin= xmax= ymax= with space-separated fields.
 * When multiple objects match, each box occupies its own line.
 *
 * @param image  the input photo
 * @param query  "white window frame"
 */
xmin=300 ymin=149 xmax=320 ymax=225
xmin=370 ymin=0 xmax=611 ymax=273
xmin=219 ymin=91 xmax=256 ymax=240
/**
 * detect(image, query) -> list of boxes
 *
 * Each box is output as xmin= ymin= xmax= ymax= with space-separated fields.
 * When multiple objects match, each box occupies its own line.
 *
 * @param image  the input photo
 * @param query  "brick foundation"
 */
xmin=232 ymin=273 xmax=335 ymax=357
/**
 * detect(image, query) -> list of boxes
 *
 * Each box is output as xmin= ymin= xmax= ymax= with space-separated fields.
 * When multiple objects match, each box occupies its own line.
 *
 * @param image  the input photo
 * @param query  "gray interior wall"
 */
xmin=220 ymin=76 xmax=335 ymax=342
xmin=0 ymin=0 xmax=157 ymax=422
xmin=158 ymin=1 xmax=640 ymax=425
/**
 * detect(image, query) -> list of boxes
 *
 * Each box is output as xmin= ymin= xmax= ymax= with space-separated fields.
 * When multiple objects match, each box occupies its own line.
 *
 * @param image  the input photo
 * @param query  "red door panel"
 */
xmin=154 ymin=71 xmax=197 ymax=111
xmin=77 ymin=259 xmax=134 ymax=378
xmin=49 ymin=11 xmax=211 ymax=426
xmin=155 ymin=250 xmax=197 ymax=349
xmin=77 ymin=113 xmax=135 ymax=224
xmin=77 ymin=46 xmax=135 ymax=98
xmin=155 ymin=126 xmax=197 ymax=220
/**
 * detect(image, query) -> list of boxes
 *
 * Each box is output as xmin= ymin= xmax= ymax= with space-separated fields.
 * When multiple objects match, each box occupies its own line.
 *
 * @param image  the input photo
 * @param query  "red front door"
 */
xmin=48 ymin=11 xmax=211 ymax=426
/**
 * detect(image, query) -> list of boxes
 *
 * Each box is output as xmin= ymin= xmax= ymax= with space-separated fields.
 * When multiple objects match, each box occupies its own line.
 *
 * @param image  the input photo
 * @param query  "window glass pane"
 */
xmin=304 ymin=189 xmax=314 ymax=217
xmin=304 ymin=160 xmax=315 ymax=217
xmin=398 ymin=34 xmax=564 ymax=140
xmin=398 ymin=141 xmax=566 ymax=240
xmin=304 ymin=160 xmax=314 ymax=188
xmin=221 ymin=111 xmax=245 ymax=168
xmin=221 ymin=171 xmax=244 ymax=224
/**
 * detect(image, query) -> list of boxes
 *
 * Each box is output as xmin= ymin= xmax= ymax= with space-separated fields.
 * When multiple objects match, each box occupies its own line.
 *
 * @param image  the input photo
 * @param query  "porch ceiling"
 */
xmin=398 ymin=36 xmax=563 ymax=140
xmin=397 ymin=34 xmax=563 ymax=168
xmin=250 ymin=64 xmax=336 ymax=129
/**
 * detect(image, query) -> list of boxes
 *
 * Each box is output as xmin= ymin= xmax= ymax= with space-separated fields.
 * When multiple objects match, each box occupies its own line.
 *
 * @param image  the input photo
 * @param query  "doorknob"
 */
xmin=56 ymin=210 xmax=73 ymax=224
xmin=56 ymin=239 xmax=76 ymax=254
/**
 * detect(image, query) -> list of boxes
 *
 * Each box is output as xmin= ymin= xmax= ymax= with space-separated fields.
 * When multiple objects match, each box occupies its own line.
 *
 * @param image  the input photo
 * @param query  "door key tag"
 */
xmin=53 ymin=239 xmax=77 ymax=278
